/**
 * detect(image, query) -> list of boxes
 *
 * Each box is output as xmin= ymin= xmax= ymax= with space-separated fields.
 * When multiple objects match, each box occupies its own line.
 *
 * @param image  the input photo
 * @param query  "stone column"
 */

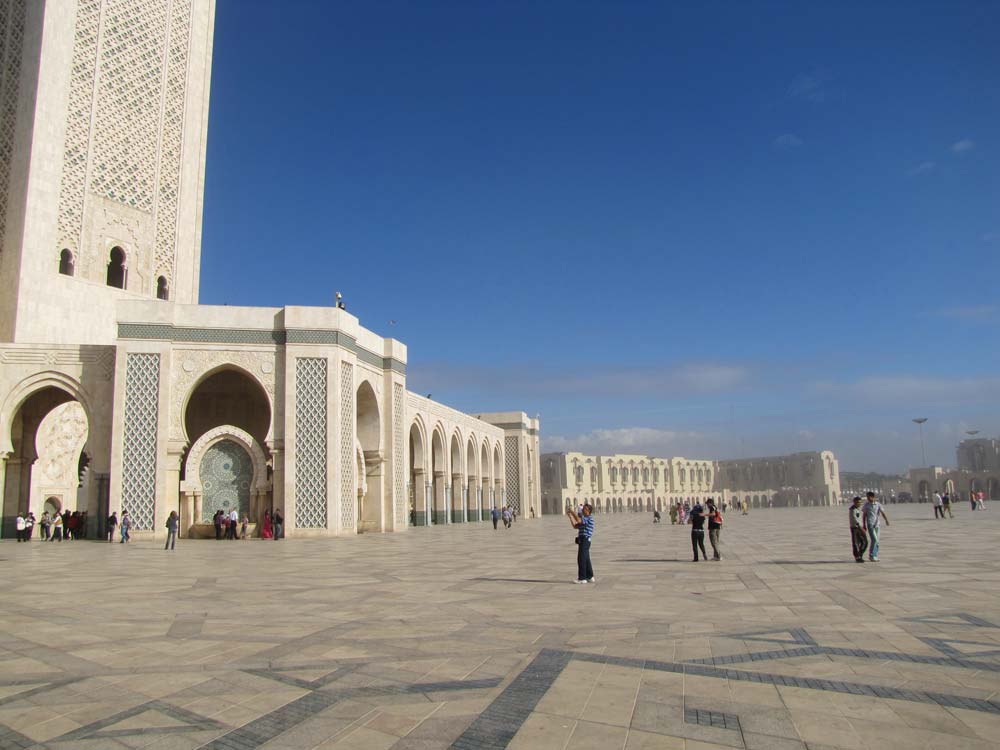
xmin=0 ymin=452 xmax=9 ymax=539
xmin=425 ymin=481 xmax=433 ymax=525
xmin=193 ymin=491 xmax=203 ymax=526
xmin=164 ymin=446 xmax=185 ymax=539
xmin=443 ymin=482 xmax=451 ymax=524
xmin=270 ymin=445 xmax=285 ymax=526
xmin=452 ymin=473 xmax=464 ymax=523
xmin=411 ymin=468 xmax=424 ymax=526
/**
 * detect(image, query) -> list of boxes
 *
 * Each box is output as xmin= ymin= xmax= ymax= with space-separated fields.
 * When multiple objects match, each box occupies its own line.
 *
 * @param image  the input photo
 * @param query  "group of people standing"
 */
xmin=849 ymin=492 xmax=889 ymax=562
xmin=14 ymin=510 xmax=92 ymax=542
xmin=931 ymin=490 xmax=987 ymax=518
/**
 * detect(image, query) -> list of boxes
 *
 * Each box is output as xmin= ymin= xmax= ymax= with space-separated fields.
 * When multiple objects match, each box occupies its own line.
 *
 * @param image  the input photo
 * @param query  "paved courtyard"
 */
xmin=3 ymin=503 xmax=1000 ymax=750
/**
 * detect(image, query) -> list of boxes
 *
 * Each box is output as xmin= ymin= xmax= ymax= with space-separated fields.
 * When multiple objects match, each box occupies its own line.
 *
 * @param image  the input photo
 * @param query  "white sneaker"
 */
xmin=587 ymin=578 xmax=596 ymax=583
xmin=574 ymin=579 xmax=586 ymax=584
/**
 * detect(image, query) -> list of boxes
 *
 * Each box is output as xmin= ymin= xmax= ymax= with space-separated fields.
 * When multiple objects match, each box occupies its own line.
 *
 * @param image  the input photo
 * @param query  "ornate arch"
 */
xmin=409 ymin=413 xmax=429 ymax=476
xmin=355 ymin=438 xmax=368 ymax=498
xmin=0 ymin=371 xmax=95 ymax=455
xmin=183 ymin=425 xmax=270 ymax=494
xmin=173 ymin=358 xmax=275 ymax=443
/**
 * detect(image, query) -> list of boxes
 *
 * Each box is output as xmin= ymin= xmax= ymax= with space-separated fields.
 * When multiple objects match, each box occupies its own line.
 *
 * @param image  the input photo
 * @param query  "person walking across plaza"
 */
xmin=849 ymin=496 xmax=868 ymax=562
xmin=862 ymin=492 xmax=889 ymax=562
xmin=571 ymin=503 xmax=595 ymax=583
xmin=40 ymin=511 xmax=51 ymax=541
xmin=689 ymin=501 xmax=708 ymax=562
xmin=15 ymin=513 xmax=26 ymax=542
xmin=106 ymin=511 xmax=118 ymax=542
xmin=273 ymin=509 xmax=284 ymax=539
xmin=706 ymin=499 xmax=723 ymax=560
xmin=228 ymin=508 xmax=239 ymax=540
xmin=970 ymin=488 xmax=977 ymax=512
xmin=502 ymin=506 xmax=511 ymax=529
xmin=491 ymin=506 xmax=500 ymax=530
xmin=119 ymin=510 xmax=131 ymax=543
xmin=941 ymin=492 xmax=953 ymax=518
xmin=50 ymin=511 xmax=63 ymax=541
xmin=164 ymin=511 xmax=178 ymax=550
xmin=932 ymin=491 xmax=943 ymax=519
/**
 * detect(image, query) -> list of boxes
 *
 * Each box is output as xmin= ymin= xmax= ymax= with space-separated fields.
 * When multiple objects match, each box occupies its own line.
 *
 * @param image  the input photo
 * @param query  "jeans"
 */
xmin=691 ymin=529 xmax=707 ymax=560
xmin=120 ymin=527 xmax=129 ymax=543
xmin=577 ymin=537 xmax=594 ymax=581
xmin=708 ymin=528 xmax=721 ymax=559
xmin=851 ymin=527 xmax=868 ymax=560
xmin=164 ymin=530 xmax=176 ymax=550
xmin=867 ymin=524 xmax=880 ymax=559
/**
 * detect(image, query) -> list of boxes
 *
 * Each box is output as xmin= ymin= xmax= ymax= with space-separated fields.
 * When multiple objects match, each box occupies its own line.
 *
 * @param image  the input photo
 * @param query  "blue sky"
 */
xmin=201 ymin=1 xmax=999 ymax=473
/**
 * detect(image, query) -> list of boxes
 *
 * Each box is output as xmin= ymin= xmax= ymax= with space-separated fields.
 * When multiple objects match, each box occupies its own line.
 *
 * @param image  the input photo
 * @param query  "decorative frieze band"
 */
xmin=117 ymin=324 xmax=404 ymax=373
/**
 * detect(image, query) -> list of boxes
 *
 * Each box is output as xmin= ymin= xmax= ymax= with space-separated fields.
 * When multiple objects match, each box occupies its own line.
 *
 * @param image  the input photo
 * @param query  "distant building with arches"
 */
xmin=540 ymin=450 xmax=841 ymax=514
xmin=0 ymin=0 xmax=539 ymax=539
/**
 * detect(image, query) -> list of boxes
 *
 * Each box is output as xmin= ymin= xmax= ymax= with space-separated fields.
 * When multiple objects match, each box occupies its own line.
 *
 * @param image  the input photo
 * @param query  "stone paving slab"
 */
xmin=3 ymin=504 xmax=1000 ymax=749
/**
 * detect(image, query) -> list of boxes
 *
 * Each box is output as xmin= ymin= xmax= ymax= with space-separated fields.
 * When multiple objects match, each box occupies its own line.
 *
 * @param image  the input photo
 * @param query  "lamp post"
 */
xmin=912 ymin=418 xmax=928 ymax=467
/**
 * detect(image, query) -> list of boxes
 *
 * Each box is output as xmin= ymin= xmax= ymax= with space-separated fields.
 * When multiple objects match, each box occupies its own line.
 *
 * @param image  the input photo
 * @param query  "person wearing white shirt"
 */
xmin=932 ymin=492 xmax=943 ymax=519
xmin=228 ymin=509 xmax=239 ymax=540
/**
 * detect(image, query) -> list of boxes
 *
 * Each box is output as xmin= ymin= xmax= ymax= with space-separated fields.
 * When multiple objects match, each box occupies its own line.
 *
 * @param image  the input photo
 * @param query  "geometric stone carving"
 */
xmin=0 ymin=0 xmax=26 ymax=259
xmin=393 ymin=382 xmax=405 ymax=527
xmin=339 ymin=362 xmax=355 ymax=531
xmin=182 ymin=425 xmax=270 ymax=523
xmin=294 ymin=358 xmax=327 ymax=528
xmin=35 ymin=401 xmax=89 ymax=485
xmin=198 ymin=439 xmax=251 ymax=523
xmin=122 ymin=353 xmax=160 ymax=530
xmin=505 ymin=435 xmax=520 ymax=514
xmin=56 ymin=0 xmax=193 ymax=289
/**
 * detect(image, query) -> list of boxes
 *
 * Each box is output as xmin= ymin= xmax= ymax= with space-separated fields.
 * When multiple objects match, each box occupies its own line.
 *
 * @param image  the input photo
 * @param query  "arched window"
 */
xmin=156 ymin=276 xmax=169 ymax=300
xmin=679 ymin=468 xmax=686 ymax=484
xmin=611 ymin=468 xmax=618 ymax=483
xmin=642 ymin=468 xmax=649 ymax=483
xmin=106 ymin=246 xmax=126 ymax=289
xmin=632 ymin=468 xmax=639 ymax=482
xmin=590 ymin=466 xmax=597 ymax=483
xmin=653 ymin=468 xmax=659 ymax=483
xmin=58 ymin=249 xmax=74 ymax=276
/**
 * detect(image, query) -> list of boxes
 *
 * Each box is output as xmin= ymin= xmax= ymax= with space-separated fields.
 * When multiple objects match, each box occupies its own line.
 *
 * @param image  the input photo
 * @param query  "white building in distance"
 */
xmin=540 ymin=450 xmax=841 ymax=514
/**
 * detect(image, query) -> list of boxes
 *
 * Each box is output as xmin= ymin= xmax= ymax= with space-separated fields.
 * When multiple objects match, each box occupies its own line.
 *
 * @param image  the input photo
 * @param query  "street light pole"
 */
xmin=912 ymin=418 xmax=928 ymax=467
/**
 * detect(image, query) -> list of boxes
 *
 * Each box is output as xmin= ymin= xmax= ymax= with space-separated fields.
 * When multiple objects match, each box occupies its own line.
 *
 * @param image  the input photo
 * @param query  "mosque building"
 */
xmin=0 ymin=0 xmax=540 ymax=539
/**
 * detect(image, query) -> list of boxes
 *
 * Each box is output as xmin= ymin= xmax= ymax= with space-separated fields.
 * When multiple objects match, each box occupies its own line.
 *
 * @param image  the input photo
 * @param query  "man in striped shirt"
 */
xmin=574 ymin=504 xmax=596 ymax=583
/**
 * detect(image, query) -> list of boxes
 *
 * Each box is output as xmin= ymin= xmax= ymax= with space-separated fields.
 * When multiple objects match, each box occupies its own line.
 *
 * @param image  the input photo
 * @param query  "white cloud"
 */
xmin=907 ymin=161 xmax=935 ymax=176
xmin=408 ymin=362 xmax=749 ymax=399
xmin=950 ymin=138 xmax=975 ymax=154
xmin=773 ymin=133 xmax=803 ymax=149
xmin=543 ymin=427 xmax=703 ymax=456
xmin=812 ymin=375 xmax=1000 ymax=406
xmin=934 ymin=305 xmax=997 ymax=321
xmin=788 ymin=73 xmax=827 ymax=103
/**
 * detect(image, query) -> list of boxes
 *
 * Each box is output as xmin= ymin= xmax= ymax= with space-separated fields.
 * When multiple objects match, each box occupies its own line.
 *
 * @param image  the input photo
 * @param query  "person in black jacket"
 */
xmin=689 ymin=502 xmax=708 ymax=562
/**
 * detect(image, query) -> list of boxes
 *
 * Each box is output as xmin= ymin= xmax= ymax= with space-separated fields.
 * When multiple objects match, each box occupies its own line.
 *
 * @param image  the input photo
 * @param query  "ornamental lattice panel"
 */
xmin=154 ymin=0 xmax=192 ymax=283
xmin=56 ymin=0 xmax=100 ymax=261
xmin=340 ymin=362 xmax=355 ymax=530
xmin=505 ymin=436 xmax=521 ymax=514
xmin=0 ymin=0 xmax=26 ymax=258
xmin=392 ymin=382 xmax=405 ymax=527
xmin=90 ymin=0 xmax=169 ymax=212
xmin=294 ymin=358 xmax=327 ymax=528
xmin=122 ymin=353 xmax=160 ymax=530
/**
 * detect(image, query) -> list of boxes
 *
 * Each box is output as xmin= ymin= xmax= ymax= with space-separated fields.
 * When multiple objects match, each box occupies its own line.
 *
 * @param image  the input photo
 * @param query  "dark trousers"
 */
xmin=107 ymin=526 xmax=116 ymax=541
xmin=214 ymin=524 xmax=222 ymax=540
xmin=691 ymin=529 xmax=707 ymax=560
xmin=933 ymin=506 xmax=942 ymax=519
xmin=851 ymin=527 xmax=868 ymax=560
xmin=708 ymin=528 xmax=721 ymax=559
xmin=492 ymin=517 xmax=498 ymax=529
xmin=577 ymin=537 xmax=594 ymax=581
xmin=165 ymin=530 xmax=176 ymax=550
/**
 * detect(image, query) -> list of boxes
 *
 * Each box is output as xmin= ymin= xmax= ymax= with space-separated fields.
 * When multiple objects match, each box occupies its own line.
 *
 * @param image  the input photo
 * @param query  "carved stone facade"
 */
xmin=0 ymin=0 xmax=541 ymax=540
